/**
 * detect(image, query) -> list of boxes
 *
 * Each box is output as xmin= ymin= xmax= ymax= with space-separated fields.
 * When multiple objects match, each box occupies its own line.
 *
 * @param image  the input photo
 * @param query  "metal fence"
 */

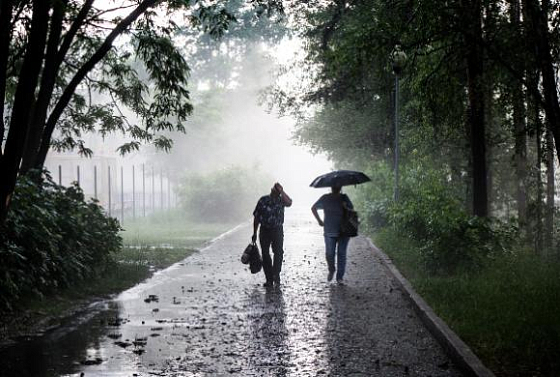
xmin=49 ymin=163 xmax=177 ymax=223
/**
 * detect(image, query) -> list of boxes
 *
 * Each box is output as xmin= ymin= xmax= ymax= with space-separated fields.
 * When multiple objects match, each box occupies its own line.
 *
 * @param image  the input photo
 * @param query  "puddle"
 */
xmin=0 ymin=302 xmax=120 ymax=377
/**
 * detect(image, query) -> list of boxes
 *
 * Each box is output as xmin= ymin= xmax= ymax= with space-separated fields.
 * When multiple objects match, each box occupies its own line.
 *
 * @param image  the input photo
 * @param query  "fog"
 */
xmin=45 ymin=31 xmax=332 ymax=215
xmin=153 ymin=38 xmax=333 ymax=207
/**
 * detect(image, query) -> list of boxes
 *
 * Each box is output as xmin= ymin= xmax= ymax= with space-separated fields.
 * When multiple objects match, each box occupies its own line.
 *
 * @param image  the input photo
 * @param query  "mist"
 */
xmin=44 ymin=32 xmax=332 ymax=219
xmin=165 ymin=44 xmax=331 ymax=198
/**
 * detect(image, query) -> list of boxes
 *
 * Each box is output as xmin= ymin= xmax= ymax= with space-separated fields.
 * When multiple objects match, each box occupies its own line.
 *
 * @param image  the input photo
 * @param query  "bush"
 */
xmin=350 ymin=161 xmax=394 ymax=231
xmin=389 ymin=162 xmax=517 ymax=273
xmin=178 ymin=165 xmax=271 ymax=222
xmin=354 ymin=160 xmax=518 ymax=273
xmin=0 ymin=171 xmax=122 ymax=310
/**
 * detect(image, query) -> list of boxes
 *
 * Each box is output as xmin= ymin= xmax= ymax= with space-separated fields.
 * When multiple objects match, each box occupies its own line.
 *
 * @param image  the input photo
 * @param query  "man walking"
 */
xmin=252 ymin=182 xmax=292 ymax=288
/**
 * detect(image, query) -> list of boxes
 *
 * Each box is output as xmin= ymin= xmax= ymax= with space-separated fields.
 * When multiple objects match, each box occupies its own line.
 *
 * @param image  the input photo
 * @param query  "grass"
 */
xmin=120 ymin=210 xmax=239 ymax=247
xmin=374 ymin=227 xmax=560 ymax=377
xmin=80 ymin=210 xmax=238 ymax=297
xmin=1 ymin=211 xmax=239 ymax=339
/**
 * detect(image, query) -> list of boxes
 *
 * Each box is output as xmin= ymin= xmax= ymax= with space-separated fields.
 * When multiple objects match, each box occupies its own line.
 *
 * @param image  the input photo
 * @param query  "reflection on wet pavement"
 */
xmin=0 ymin=208 xmax=463 ymax=376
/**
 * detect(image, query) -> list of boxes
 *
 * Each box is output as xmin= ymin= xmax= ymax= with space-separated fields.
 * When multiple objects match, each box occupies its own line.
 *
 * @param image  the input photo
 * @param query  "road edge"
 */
xmin=197 ymin=221 xmax=250 ymax=252
xmin=365 ymin=237 xmax=495 ymax=377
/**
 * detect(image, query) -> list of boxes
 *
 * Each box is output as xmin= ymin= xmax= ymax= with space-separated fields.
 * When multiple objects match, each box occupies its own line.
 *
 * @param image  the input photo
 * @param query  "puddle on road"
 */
xmin=0 ymin=301 xmax=125 ymax=377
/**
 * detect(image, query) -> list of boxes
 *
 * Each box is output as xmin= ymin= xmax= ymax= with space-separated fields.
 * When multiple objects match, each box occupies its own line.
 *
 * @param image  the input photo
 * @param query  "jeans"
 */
xmin=259 ymin=227 xmax=284 ymax=283
xmin=324 ymin=236 xmax=350 ymax=281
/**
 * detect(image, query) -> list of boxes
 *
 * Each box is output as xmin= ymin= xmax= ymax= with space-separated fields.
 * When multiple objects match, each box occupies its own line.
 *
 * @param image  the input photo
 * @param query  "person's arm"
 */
xmin=281 ymin=190 xmax=292 ymax=207
xmin=275 ymin=182 xmax=293 ymax=207
xmin=311 ymin=205 xmax=324 ymax=227
xmin=252 ymin=216 xmax=259 ymax=243
xmin=252 ymin=199 xmax=261 ymax=243
xmin=342 ymin=194 xmax=354 ymax=210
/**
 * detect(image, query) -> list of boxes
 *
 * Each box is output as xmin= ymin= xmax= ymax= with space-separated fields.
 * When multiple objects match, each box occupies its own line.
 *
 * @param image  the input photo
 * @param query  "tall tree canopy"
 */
xmin=273 ymin=0 xmax=559 ymax=248
xmin=0 ymin=0 xmax=282 ymax=222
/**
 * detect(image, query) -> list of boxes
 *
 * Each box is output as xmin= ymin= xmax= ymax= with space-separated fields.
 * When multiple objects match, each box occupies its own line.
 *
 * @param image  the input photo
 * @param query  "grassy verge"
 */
xmin=120 ymin=210 xmax=237 ymax=247
xmin=1 ymin=211 xmax=239 ymax=340
xmin=374 ymin=227 xmax=560 ymax=377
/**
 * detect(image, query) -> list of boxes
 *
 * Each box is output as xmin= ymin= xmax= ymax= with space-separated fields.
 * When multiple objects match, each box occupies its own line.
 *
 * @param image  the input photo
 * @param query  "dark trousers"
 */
xmin=259 ymin=227 xmax=284 ymax=283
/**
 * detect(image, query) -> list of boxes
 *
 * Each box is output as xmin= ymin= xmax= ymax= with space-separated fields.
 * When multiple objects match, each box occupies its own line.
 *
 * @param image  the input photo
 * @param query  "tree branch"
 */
xmin=56 ymin=0 xmax=95 ymax=67
xmin=0 ymin=0 xmax=50 ymax=221
xmin=21 ymin=0 xmax=69 ymax=172
xmin=86 ymin=3 xmax=137 ymax=23
xmin=9 ymin=1 xmax=27 ymax=30
xmin=38 ymin=0 xmax=162 ymax=168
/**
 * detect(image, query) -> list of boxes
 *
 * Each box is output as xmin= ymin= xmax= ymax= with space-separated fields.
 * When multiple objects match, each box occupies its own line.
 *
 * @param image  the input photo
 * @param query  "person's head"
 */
xmin=331 ymin=185 xmax=341 ymax=194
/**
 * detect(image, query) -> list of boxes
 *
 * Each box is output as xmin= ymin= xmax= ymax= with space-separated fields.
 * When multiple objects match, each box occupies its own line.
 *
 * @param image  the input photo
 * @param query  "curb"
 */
xmin=198 ymin=221 xmax=250 ymax=253
xmin=365 ymin=238 xmax=495 ymax=377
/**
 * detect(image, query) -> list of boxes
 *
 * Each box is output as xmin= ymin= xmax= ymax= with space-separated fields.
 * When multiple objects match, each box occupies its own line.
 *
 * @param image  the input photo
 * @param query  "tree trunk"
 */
xmin=510 ymin=0 xmax=528 ymax=226
xmin=545 ymin=128 xmax=555 ymax=250
xmin=20 ymin=0 xmax=67 ymax=173
xmin=523 ymin=0 xmax=560 ymax=167
xmin=529 ymin=69 xmax=543 ymax=252
xmin=463 ymin=0 xmax=488 ymax=217
xmin=0 ymin=0 xmax=50 ymax=222
xmin=484 ymin=70 xmax=494 ymax=216
xmin=0 ymin=0 xmax=14 ymax=152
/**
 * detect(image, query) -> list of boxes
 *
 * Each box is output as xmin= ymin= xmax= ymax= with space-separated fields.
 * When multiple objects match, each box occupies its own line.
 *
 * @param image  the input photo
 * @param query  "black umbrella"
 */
xmin=310 ymin=170 xmax=371 ymax=188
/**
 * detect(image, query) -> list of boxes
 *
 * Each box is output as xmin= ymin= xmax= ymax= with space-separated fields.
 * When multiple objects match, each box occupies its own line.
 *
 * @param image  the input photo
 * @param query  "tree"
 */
xmin=0 ymin=0 xmax=283 ymax=223
xmin=274 ymin=0 xmax=493 ymax=215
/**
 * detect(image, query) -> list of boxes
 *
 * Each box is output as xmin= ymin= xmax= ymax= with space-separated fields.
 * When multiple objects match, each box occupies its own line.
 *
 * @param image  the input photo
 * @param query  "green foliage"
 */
xmin=0 ymin=171 xmax=121 ymax=310
xmin=178 ymin=0 xmax=287 ymax=89
xmin=354 ymin=160 xmax=518 ymax=273
xmin=376 ymin=227 xmax=560 ymax=377
xmin=348 ymin=161 xmax=394 ymax=231
xmin=178 ymin=165 xmax=271 ymax=222
xmin=293 ymin=101 xmax=391 ymax=165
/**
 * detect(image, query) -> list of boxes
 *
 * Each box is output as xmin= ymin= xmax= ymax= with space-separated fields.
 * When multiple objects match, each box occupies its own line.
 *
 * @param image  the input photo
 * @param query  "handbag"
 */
xmin=241 ymin=241 xmax=262 ymax=273
xmin=340 ymin=207 xmax=359 ymax=237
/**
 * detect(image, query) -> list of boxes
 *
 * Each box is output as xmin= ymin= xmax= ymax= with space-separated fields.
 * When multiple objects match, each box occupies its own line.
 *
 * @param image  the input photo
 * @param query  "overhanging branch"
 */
xmin=38 ymin=0 xmax=161 ymax=167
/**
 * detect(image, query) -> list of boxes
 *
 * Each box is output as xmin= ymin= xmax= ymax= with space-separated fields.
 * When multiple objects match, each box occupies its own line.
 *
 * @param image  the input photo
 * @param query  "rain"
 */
xmin=1 ymin=1 xmax=559 ymax=377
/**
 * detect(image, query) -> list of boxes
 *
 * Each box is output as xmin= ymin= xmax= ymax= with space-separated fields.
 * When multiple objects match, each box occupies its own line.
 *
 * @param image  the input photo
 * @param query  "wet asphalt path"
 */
xmin=70 ymin=207 xmax=462 ymax=377
xmin=1 ymin=207 xmax=463 ymax=376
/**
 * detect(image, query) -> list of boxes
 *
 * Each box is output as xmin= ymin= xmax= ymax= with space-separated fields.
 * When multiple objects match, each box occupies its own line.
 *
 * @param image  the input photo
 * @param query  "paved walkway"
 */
xmin=75 ymin=208 xmax=462 ymax=376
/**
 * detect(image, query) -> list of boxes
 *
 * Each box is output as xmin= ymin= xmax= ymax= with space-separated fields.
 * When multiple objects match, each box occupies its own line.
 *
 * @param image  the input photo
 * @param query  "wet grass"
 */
xmin=120 ymin=210 xmax=239 ymax=248
xmin=374 ymin=228 xmax=560 ymax=377
xmin=62 ymin=212 xmax=238 ymax=301
xmin=1 ymin=212 xmax=240 ymax=341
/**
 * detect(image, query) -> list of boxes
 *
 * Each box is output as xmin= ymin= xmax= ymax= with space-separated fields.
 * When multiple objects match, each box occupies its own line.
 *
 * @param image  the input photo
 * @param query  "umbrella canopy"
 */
xmin=310 ymin=170 xmax=371 ymax=188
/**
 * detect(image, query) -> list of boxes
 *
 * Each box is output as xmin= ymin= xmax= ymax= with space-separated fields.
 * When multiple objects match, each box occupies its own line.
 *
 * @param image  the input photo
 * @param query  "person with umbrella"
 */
xmin=310 ymin=170 xmax=370 ymax=284
xmin=252 ymin=182 xmax=293 ymax=288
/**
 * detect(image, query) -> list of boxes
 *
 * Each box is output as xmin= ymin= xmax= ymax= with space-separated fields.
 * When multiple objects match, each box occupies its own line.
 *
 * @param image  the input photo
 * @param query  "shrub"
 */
xmin=0 ymin=171 xmax=122 ymax=310
xmin=354 ymin=160 xmax=518 ymax=273
xmin=178 ymin=165 xmax=271 ymax=222
xmin=389 ymin=163 xmax=517 ymax=273
xmin=350 ymin=161 xmax=394 ymax=232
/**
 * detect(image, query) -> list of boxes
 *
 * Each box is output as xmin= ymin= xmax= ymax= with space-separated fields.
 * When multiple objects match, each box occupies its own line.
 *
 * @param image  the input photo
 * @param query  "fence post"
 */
xmin=167 ymin=171 xmax=171 ymax=209
xmin=132 ymin=165 xmax=136 ymax=219
xmin=94 ymin=165 xmax=98 ymax=199
xmin=108 ymin=166 xmax=112 ymax=216
xmin=121 ymin=166 xmax=124 ymax=224
xmin=58 ymin=165 xmax=62 ymax=185
xmin=160 ymin=168 xmax=164 ymax=211
xmin=76 ymin=165 xmax=80 ymax=186
xmin=152 ymin=166 xmax=155 ymax=213
xmin=142 ymin=163 xmax=146 ymax=217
